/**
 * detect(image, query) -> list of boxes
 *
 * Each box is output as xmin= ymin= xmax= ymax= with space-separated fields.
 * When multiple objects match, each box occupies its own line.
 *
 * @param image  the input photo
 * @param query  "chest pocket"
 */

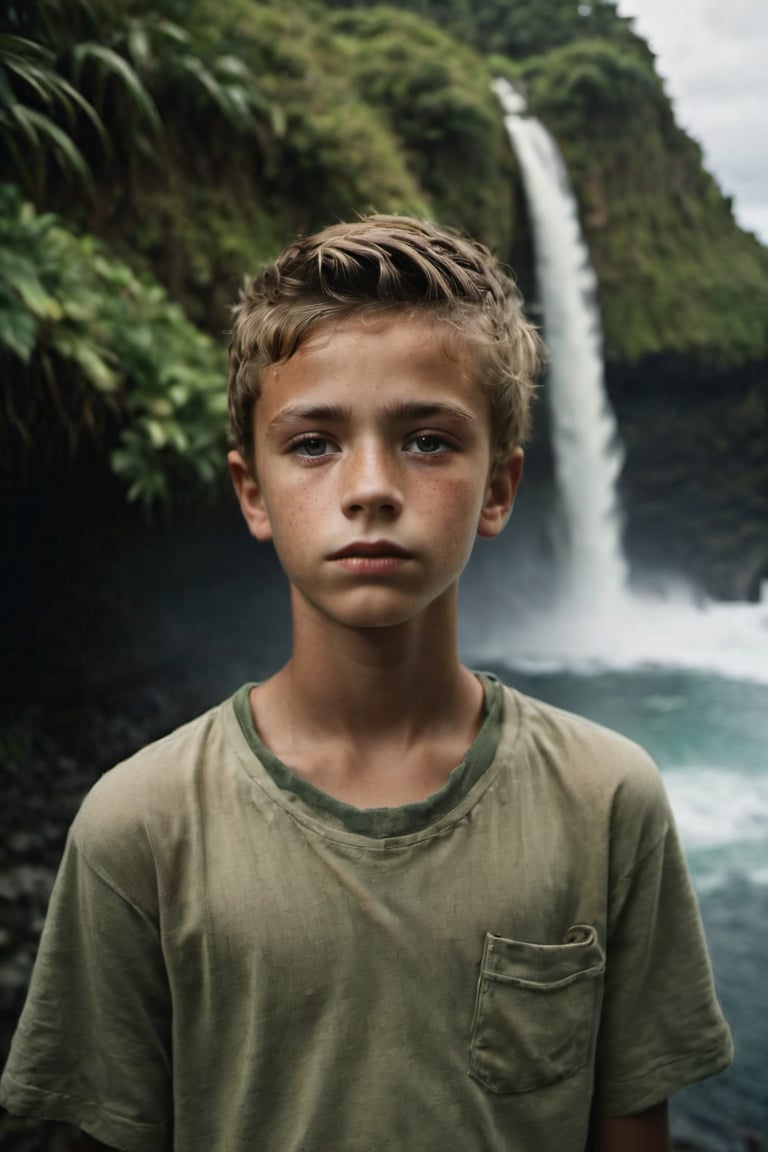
xmin=468 ymin=925 xmax=605 ymax=1094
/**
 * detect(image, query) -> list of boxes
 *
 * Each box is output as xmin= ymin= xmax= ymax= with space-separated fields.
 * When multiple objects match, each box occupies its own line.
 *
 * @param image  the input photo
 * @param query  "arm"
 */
xmin=595 ymin=766 xmax=732 ymax=1120
xmin=596 ymin=1101 xmax=671 ymax=1152
xmin=0 ymin=828 xmax=172 ymax=1148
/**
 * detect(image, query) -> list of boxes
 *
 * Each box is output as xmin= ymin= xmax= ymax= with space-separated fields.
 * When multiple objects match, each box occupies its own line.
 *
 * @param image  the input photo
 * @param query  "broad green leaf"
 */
xmin=23 ymin=108 xmax=91 ymax=183
xmin=127 ymin=469 xmax=168 ymax=504
xmin=195 ymin=457 xmax=217 ymax=482
xmin=60 ymin=298 xmax=94 ymax=322
xmin=145 ymin=396 xmax=174 ymax=416
xmin=56 ymin=337 xmax=118 ymax=392
xmin=164 ymin=421 xmax=189 ymax=452
xmin=0 ymin=248 xmax=37 ymax=280
xmin=126 ymin=21 xmax=151 ymax=68
xmin=213 ymin=56 xmax=254 ymax=82
xmin=18 ymin=280 xmax=62 ymax=320
xmin=0 ymin=254 xmax=62 ymax=319
xmin=4 ymin=60 xmax=55 ymax=106
xmin=7 ymin=103 xmax=42 ymax=147
xmin=52 ymin=74 xmax=106 ymax=139
xmin=143 ymin=417 xmax=167 ymax=448
xmin=270 ymin=103 xmax=288 ymax=138
xmin=0 ymin=35 xmax=52 ymax=61
xmin=156 ymin=20 xmax=191 ymax=47
xmin=168 ymin=384 xmax=189 ymax=406
xmin=73 ymin=43 xmax=162 ymax=135
xmin=0 ymin=308 xmax=37 ymax=361
xmin=111 ymin=448 xmax=140 ymax=476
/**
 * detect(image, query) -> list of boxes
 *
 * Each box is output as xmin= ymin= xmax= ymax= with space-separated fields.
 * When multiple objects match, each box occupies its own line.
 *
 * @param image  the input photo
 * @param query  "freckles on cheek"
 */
xmin=281 ymin=494 xmax=315 ymax=536
xmin=440 ymin=476 xmax=483 ymax=512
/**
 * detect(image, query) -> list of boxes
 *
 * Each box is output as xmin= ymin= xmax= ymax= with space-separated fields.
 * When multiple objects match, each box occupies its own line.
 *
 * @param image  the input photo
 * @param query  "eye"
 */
xmin=292 ymin=436 xmax=335 ymax=458
xmin=406 ymin=433 xmax=454 ymax=455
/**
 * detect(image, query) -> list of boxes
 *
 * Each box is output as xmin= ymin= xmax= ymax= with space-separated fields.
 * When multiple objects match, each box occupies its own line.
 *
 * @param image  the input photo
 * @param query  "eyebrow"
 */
xmin=383 ymin=401 xmax=477 ymax=425
xmin=268 ymin=403 xmax=350 ymax=431
xmin=267 ymin=400 xmax=477 ymax=433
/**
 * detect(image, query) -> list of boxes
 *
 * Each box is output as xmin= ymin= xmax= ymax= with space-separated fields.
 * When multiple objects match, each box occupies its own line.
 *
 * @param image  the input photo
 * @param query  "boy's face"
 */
xmin=229 ymin=315 xmax=522 ymax=632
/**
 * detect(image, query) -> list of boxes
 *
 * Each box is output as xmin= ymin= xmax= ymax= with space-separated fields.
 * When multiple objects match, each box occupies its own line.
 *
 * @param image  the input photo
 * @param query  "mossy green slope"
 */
xmin=2 ymin=0 xmax=767 ymax=507
xmin=502 ymin=40 xmax=768 ymax=367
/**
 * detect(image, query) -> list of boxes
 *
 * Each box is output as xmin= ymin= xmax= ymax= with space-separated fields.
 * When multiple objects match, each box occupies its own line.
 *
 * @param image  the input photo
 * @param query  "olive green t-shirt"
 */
xmin=0 ymin=678 xmax=732 ymax=1150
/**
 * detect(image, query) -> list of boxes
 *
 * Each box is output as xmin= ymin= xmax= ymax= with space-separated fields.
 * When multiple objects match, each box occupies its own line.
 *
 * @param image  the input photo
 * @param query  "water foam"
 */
xmin=495 ymin=587 xmax=768 ymax=685
xmin=663 ymin=766 xmax=768 ymax=851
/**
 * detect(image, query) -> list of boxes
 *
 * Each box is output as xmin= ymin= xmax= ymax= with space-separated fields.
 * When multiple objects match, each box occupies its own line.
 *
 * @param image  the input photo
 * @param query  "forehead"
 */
xmin=258 ymin=313 xmax=484 ymax=411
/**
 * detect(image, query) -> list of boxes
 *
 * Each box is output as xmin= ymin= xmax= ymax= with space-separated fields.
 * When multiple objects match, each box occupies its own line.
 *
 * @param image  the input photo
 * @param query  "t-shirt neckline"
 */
xmin=232 ymin=674 xmax=504 ymax=839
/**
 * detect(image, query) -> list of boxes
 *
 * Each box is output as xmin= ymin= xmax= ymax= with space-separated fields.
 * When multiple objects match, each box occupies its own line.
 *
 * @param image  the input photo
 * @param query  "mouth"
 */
xmin=328 ymin=541 xmax=413 ymax=560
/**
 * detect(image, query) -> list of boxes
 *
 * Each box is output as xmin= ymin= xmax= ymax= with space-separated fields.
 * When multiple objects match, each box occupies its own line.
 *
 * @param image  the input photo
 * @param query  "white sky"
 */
xmin=614 ymin=0 xmax=768 ymax=244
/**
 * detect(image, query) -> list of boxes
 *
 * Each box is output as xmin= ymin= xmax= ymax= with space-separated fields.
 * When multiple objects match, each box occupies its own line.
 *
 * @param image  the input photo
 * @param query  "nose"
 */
xmin=340 ymin=441 xmax=403 ymax=519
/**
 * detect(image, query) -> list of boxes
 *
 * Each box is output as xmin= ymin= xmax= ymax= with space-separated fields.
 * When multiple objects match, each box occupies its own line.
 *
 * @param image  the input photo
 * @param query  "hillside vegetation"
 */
xmin=2 ymin=0 xmax=767 ymax=504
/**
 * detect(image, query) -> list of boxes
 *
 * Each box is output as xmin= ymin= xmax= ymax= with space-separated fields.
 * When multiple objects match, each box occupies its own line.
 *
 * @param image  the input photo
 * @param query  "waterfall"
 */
xmin=460 ymin=79 xmax=767 ymax=678
xmin=492 ymin=78 xmax=629 ymax=611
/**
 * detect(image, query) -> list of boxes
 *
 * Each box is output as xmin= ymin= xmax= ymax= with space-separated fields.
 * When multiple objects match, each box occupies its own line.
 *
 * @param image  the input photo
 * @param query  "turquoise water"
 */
xmin=488 ymin=665 xmax=768 ymax=1149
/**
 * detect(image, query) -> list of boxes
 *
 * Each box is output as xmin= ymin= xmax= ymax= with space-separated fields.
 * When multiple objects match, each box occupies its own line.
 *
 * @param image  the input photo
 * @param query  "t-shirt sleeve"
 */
xmin=594 ymin=771 xmax=734 ymax=1115
xmin=0 ymin=806 xmax=173 ymax=1151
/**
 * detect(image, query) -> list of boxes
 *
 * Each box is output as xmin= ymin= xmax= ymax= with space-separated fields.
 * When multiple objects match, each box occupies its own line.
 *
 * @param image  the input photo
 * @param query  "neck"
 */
xmin=249 ymin=588 xmax=486 ymax=807
xmin=270 ymin=587 xmax=479 ymax=743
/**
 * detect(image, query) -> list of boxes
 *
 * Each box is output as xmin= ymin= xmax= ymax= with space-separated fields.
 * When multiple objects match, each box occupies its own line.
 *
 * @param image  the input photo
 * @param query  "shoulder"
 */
xmin=70 ymin=697 xmax=235 ymax=899
xmin=500 ymin=683 xmax=672 ymax=863
xmin=75 ymin=700 xmax=227 ymax=829
xmin=503 ymin=684 xmax=660 ymax=786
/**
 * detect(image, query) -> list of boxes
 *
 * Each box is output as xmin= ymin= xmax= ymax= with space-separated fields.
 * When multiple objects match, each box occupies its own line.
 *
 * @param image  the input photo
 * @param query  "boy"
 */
xmin=1 ymin=216 xmax=732 ymax=1150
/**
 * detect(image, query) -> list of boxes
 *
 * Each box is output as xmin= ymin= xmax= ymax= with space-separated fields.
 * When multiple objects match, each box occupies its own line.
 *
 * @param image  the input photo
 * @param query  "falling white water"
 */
xmin=493 ymin=77 xmax=628 ymax=611
xmin=463 ymin=80 xmax=768 ymax=683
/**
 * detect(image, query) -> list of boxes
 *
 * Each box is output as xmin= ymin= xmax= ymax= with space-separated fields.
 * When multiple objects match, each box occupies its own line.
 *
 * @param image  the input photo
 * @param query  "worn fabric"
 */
xmin=0 ymin=678 xmax=732 ymax=1151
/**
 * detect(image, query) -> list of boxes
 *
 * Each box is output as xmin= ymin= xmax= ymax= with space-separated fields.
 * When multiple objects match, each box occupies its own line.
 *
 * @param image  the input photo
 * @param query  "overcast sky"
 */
xmin=615 ymin=0 xmax=768 ymax=245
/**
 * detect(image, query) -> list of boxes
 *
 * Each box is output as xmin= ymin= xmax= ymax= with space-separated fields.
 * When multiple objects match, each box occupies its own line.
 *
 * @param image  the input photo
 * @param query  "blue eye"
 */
xmin=295 ymin=437 xmax=330 ymax=457
xmin=409 ymin=434 xmax=449 ymax=454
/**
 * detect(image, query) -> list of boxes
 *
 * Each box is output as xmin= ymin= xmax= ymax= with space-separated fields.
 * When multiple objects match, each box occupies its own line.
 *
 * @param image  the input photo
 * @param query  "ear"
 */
xmin=227 ymin=450 xmax=273 ymax=542
xmin=477 ymin=447 xmax=524 ymax=539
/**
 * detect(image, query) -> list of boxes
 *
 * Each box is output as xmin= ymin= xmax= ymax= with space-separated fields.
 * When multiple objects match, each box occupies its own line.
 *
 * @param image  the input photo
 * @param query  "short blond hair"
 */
xmin=229 ymin=215 xmax=542 ymax=469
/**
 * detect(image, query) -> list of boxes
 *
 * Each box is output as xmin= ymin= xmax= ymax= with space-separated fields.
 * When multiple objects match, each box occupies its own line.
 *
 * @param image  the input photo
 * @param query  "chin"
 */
xmin=332 ymin=606 xmax=426 ymax=631
xmin=312 ymin=591 xmax=437 ymax=631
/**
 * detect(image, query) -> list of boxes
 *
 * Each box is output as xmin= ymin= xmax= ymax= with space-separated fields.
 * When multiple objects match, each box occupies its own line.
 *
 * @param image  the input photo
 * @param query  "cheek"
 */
xmin=444 ymin=473 xmax=484 ymax=509
xmin=263 ymin=482 xmax=327 ymax=553
xmin=422 ymin=475 xmax=485 ymax=537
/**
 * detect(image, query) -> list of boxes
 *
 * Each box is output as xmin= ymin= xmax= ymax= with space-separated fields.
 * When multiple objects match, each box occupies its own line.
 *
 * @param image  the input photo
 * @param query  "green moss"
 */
xmin=509 ymin=40 xmax=768 ymax=366
xmin=314 ymin=0 xmax=648 ymax=63
xmin=326 ymin=6 xmax=516 ymax=249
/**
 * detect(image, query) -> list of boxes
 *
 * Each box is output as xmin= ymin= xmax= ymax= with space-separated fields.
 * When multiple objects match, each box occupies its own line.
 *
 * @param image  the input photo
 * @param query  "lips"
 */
xmin=328 ymin=540 xmax=413 ymax=560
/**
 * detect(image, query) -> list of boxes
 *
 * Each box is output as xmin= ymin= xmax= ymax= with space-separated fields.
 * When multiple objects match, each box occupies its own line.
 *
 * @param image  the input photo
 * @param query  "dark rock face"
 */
xmin=517 ymin=348 xmax=767 ymax=603
xmin=605 ymin=355 xmax=768 ymax=601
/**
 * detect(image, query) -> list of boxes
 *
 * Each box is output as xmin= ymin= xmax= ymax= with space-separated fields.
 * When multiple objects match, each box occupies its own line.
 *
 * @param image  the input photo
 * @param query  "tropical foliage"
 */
xmin=1 ymin=0 xmax=767 ymax=506
xmin=327 ymin=7 xmax=514 ymax=242
xmin=0 ymin=29 xmax=99 ymax=194
xmin=316 ymin=0 xmax=647 ymax=61
xmin=1 ymin=184 xmax=226 ymax=504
